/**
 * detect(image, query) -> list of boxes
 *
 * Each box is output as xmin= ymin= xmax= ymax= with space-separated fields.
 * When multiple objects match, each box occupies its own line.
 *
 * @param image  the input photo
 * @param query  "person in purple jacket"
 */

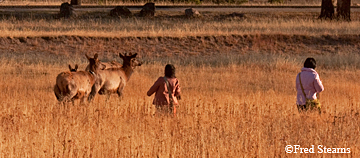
xmin=296 ymin=58 xmax=324 ymax=113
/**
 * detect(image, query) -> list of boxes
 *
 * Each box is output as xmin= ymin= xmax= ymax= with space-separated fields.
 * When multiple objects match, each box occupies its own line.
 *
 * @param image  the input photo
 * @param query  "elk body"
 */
xmin=85 ymin=60 xmax=122 ymax=71
xmin=88 ymin=53 xmax=142 ymax=101
xmin=54 ymin=54 xmax=102 ymax=105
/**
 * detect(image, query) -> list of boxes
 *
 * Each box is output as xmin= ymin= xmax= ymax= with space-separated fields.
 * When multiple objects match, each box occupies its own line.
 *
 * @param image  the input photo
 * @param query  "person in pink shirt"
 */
xmin=147 ymin=64 xmax=181 ymax=116
xmin=296 ymin=58 xmax=324 ymax=113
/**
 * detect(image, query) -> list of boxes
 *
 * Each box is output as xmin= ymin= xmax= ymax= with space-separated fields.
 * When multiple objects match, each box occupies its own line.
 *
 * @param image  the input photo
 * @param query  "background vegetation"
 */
xmin=1 ymin=11 xmax=360 ymax=37
xmin=0 ymin=0 xmax=329 ymax=5
xmin=0 ymin=6 xmax=359 ymax=157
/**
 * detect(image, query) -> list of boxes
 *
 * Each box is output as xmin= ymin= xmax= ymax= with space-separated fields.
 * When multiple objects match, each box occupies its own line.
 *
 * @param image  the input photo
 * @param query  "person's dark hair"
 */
xmin=304 ymin=58 xmax=316 ymax=69
xmin=165 ymin=64 xmax=176 ymax=78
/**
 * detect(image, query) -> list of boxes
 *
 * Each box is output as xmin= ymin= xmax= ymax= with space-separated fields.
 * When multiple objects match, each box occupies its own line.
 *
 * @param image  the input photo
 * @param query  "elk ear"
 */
xmin=119 ymin=53 xmax=124 ymax=58
xmin=75 ymin=64 xmax=78 ymax=70
xmin=131 ymin=53 xmax=138 ymax=58
xmin=94 ymin=53 xmax=98 ymax=60
xmin=85 ymin=54 xmax=91 ymax=60
xmin=68 ymin=64 xmax=72 ymax=70
xmin=100 ymin=64 xmax=106 ymax=70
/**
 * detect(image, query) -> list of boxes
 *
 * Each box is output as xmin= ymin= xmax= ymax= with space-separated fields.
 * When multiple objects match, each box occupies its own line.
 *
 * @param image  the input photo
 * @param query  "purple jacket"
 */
xmin=296 ymin=67 xmax=324 ymax=105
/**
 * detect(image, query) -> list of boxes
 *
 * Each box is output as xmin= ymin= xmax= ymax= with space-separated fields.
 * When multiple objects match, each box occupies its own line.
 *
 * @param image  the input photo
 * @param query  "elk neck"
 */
xmin=87 ymin=65 xmax=98 ymax=77
xmin=121 ymin=64 xmax=134 ymax=81
xmin=88 ymin=70 xmax=96 ymax=76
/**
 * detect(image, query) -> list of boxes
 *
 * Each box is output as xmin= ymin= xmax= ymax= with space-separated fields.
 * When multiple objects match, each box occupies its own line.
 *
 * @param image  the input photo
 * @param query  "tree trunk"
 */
xmin=319 ymin=0 xmax=335 ymax=19
xmin=71 ymin=0 xmax=81 ymax=5
xmin=337 ymin=0 xmax=351 ymax=21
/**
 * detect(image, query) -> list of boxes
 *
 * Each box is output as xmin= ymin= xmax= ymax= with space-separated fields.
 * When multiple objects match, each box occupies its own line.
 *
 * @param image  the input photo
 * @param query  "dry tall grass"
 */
xmin=0 ymin=53 xmax=359 ymax=157
xmin=2 ymin=11 xmax=360 ymax=37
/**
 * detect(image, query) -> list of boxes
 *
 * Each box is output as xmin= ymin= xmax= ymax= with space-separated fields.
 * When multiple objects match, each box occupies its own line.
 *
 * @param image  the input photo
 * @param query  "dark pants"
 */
xmin=155 ymin=104 xmax=176 ymax=117
xmin=297 ymin=104 xmax=308 ymax=112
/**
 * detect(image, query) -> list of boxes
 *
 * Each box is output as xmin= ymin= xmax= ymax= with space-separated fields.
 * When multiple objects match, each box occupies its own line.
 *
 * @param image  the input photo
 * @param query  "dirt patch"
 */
xmin=0 ymin=34 xmax=359 ymax=59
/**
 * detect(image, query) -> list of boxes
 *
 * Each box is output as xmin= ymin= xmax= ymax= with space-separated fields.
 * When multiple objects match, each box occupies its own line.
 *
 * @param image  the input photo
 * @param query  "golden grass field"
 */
xmin=1 ymin=52 xmax=360 ymax=157
xmin=0 ymin=9 xmax=360 ymax=157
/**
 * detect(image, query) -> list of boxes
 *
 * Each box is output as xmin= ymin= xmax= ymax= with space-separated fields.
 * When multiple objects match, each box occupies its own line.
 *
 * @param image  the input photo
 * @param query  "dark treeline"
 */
xmin=6 ymin=0 xmax=249 ymax=5
xmin=85 ymin=0 xmax=249 ymax=4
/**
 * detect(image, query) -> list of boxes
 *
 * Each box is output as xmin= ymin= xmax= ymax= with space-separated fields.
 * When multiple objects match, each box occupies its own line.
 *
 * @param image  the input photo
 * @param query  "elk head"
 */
xmin=85 ymin=53 xmax=104 ymax=73
xmin=119 ymin=53 xmax=142 ymax=69
xmin=68 ymin=64 xmax=78 ymax=72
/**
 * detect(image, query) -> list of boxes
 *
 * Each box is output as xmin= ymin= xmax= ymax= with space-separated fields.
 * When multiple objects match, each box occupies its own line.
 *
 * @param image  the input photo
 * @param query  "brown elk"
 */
xmin=54 ymin=54 xmax=103 ymax=105
xmin=68 ymin=64 xmax=78 ymax=72
xmin=88 ymin=53 xmax=142 ymax=101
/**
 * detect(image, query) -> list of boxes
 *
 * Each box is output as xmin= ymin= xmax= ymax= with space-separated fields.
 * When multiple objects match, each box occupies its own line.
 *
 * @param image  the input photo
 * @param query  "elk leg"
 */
xmin=68 ymin=91 xmax=77 ymax=106
xmin=80 ymin=96 xmax=86 ymax=105
xmin=105 ymin=94 xmax=111 ymax=102
xmin=61 ymin=84 xmax=77 ymax=105
xmin=88 ymin=84 xmax=101 ymax=102
xmin=117 ymin=86 xmax=124 ymax=98
xmin=54 ymin=85 xmax=63 ymax=101
xmin=117 ymin=79 xmax=126 ymax=98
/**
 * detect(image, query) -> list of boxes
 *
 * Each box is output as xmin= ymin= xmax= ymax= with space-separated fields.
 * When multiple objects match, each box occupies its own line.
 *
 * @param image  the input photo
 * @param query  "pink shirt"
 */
xmin=147 ymin=77 xmax=181 ymax=106
xmin=296 ymin=68 xmax=324 ymax=105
